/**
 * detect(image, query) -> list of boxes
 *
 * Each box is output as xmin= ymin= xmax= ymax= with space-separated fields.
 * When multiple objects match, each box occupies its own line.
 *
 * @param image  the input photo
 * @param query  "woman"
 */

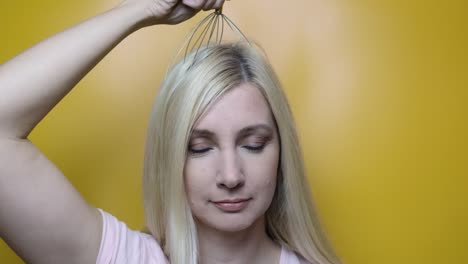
xmin=0 ymin=0 xmax=341 ymax=263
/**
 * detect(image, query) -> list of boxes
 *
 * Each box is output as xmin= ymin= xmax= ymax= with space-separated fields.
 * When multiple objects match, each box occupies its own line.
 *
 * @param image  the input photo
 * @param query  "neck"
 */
xmin=196 ymin=216 xmax=281 ymax=264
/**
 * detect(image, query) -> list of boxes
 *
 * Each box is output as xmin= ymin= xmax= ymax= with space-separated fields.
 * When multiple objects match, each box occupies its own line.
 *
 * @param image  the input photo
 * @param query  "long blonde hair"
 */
xmin=143 ymin=42 xmax=341 ymax=264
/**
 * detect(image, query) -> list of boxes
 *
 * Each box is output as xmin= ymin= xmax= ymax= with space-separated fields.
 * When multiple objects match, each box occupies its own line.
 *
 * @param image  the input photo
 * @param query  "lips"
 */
xmin=212 ymin=198 xmax=251 ymax=212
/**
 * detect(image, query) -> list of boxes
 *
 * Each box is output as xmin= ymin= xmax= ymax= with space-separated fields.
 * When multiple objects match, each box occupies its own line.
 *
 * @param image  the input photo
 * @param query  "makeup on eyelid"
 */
xmin=188 ymin=135 xmax=273 ymax=154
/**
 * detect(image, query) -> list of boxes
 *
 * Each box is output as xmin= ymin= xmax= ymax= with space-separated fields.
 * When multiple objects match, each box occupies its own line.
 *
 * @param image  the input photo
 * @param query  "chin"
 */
xmin=195 ymin=213 xmax=256 ymax=233
xmin=196 ymin=213 xmax=261 ymax=233
xmin=214 ymin=220 xmax=254 ymax=233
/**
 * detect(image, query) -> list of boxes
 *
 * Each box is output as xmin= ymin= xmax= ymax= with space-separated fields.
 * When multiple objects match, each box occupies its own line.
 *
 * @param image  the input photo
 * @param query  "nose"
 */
xmin=216 ymin=148 xmax=245 ymax=190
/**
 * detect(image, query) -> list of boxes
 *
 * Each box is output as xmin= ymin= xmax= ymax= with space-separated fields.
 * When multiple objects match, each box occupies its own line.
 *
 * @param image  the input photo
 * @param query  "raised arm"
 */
xmin=0 ymin=1 xmax=224 ymax=263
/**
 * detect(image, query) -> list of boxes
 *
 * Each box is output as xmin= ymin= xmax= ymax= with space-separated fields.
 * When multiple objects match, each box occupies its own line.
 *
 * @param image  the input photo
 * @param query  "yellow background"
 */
xmin=1 ymin=0 xmax=467 ymax=263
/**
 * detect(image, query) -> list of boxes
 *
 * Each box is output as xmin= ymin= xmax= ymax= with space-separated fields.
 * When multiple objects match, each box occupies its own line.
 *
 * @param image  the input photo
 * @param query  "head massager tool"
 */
xmin=170 ymin=5 xmax=251 ymax=68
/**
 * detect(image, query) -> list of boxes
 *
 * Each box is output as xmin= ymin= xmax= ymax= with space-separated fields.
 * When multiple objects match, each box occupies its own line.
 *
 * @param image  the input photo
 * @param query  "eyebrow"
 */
xmin=190 ymin=124 xmax=274 ymax=140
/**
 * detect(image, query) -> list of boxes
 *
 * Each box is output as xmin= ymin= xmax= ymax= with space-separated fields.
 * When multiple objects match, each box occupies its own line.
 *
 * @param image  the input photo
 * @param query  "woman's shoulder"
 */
xmin=96 ymin=208 xmax=168 ymax=264
xmin=280 ymin=246 xmax=312 ymax=264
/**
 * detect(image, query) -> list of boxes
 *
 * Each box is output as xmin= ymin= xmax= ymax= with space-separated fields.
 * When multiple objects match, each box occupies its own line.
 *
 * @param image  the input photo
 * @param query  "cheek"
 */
xmin=184 ymin=157 xmax=214 ymax=200
xmin=255 ymin=165 xmax=278 ymax=193
xmin=247 ymin=149 xmax=280 ymax=195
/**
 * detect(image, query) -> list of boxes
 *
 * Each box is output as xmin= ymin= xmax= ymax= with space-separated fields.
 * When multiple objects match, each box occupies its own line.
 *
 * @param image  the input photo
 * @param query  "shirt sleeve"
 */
xmin=280 ymin=246 xmax=313 ymax=264
xmin=96 ymin=208 xmax=168 ymax=264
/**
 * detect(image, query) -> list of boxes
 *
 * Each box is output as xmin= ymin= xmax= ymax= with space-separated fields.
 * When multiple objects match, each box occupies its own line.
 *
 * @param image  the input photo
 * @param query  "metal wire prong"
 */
xmin=215 ymin=12 xmax=221 ymax=43
xmin=183 ymin=12 xmax=216 ymax=62
xmin=167 ymin=5 xmax=251 ymax=73
xmin=207 ymin=13 xmax=220 ymax=47
xmin=221 ymin=14 xmax=251 ymax=46
xmin=192 ymin=13 xmax=216 ymax=50
xmin=189 ymin=12 xmax=218 ymax=64
xmin=168 ymin=12 xmax=217 ymax=73
xmin=219 ymin=13 xmax=225 ymax=44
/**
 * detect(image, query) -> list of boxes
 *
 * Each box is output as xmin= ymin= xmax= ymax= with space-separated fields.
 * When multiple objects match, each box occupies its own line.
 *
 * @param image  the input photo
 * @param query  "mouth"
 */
xmin=212 ymin=198 xmax=252 ymax=213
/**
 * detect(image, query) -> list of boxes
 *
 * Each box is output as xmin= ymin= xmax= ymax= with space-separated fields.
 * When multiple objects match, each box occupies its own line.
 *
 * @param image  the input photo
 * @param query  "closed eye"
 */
xmin=243 ymin=145 xmax=265 ymax=153
xmin=189 ymin=148 xmax=211 ymax=154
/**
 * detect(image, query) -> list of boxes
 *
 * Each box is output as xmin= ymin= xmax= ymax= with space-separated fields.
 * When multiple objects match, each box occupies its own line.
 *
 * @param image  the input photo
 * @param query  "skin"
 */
xmin=185 ymin=83 xmax=282 ymax=264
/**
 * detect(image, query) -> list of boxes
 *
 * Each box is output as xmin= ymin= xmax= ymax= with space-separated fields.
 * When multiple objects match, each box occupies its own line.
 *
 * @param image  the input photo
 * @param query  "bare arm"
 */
xmin=0 ymin=0 xmax=205 ymax=139
xmin=0 ymin=0 xmax=224 ymax=263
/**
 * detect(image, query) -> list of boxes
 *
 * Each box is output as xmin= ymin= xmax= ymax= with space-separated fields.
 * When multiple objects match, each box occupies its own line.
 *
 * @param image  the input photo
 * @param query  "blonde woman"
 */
xmin=0 ymin=0 xmax=341 ymax=264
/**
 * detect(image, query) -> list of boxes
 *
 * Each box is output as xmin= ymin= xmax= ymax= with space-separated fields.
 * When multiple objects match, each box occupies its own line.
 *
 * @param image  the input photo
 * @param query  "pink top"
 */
xmin=96 ymin=209 xmax=306 ymax=264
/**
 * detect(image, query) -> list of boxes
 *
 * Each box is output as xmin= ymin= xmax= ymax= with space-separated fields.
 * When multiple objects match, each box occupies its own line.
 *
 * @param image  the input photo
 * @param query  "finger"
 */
xmin=202 ymin=0 xmax=217 ymax=11
xmin=167 ymin=3 xmax=199 ymax=24
xmin=213 ymin=0 xmax=225 ymax=10
xmin=182 ymin=0 xmax=205 ymax=10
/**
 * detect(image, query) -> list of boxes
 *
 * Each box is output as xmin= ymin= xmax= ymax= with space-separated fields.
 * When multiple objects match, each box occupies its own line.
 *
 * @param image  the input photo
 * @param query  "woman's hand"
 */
xmin=121 ymin=0 xmax=226 ymax=26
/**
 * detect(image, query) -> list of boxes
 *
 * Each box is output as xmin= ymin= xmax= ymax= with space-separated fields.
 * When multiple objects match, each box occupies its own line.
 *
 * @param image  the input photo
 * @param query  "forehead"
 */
xmin=193 ymin=83 xmax=275 ymax=132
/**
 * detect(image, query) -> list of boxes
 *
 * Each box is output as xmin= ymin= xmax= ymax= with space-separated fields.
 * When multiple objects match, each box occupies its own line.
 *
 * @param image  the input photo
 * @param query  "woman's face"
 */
xmin=184 ymin=82 xmax=280 ymax=233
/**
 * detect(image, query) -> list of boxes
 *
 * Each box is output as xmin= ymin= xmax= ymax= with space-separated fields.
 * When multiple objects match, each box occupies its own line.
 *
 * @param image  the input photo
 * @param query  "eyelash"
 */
xmin=188 ymin=144 xmax=266 ymax=155
xmin=243 ymin=144 xmax=266 ymax=153
xmin=189 ymin=148 xmax=211 ymax=155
